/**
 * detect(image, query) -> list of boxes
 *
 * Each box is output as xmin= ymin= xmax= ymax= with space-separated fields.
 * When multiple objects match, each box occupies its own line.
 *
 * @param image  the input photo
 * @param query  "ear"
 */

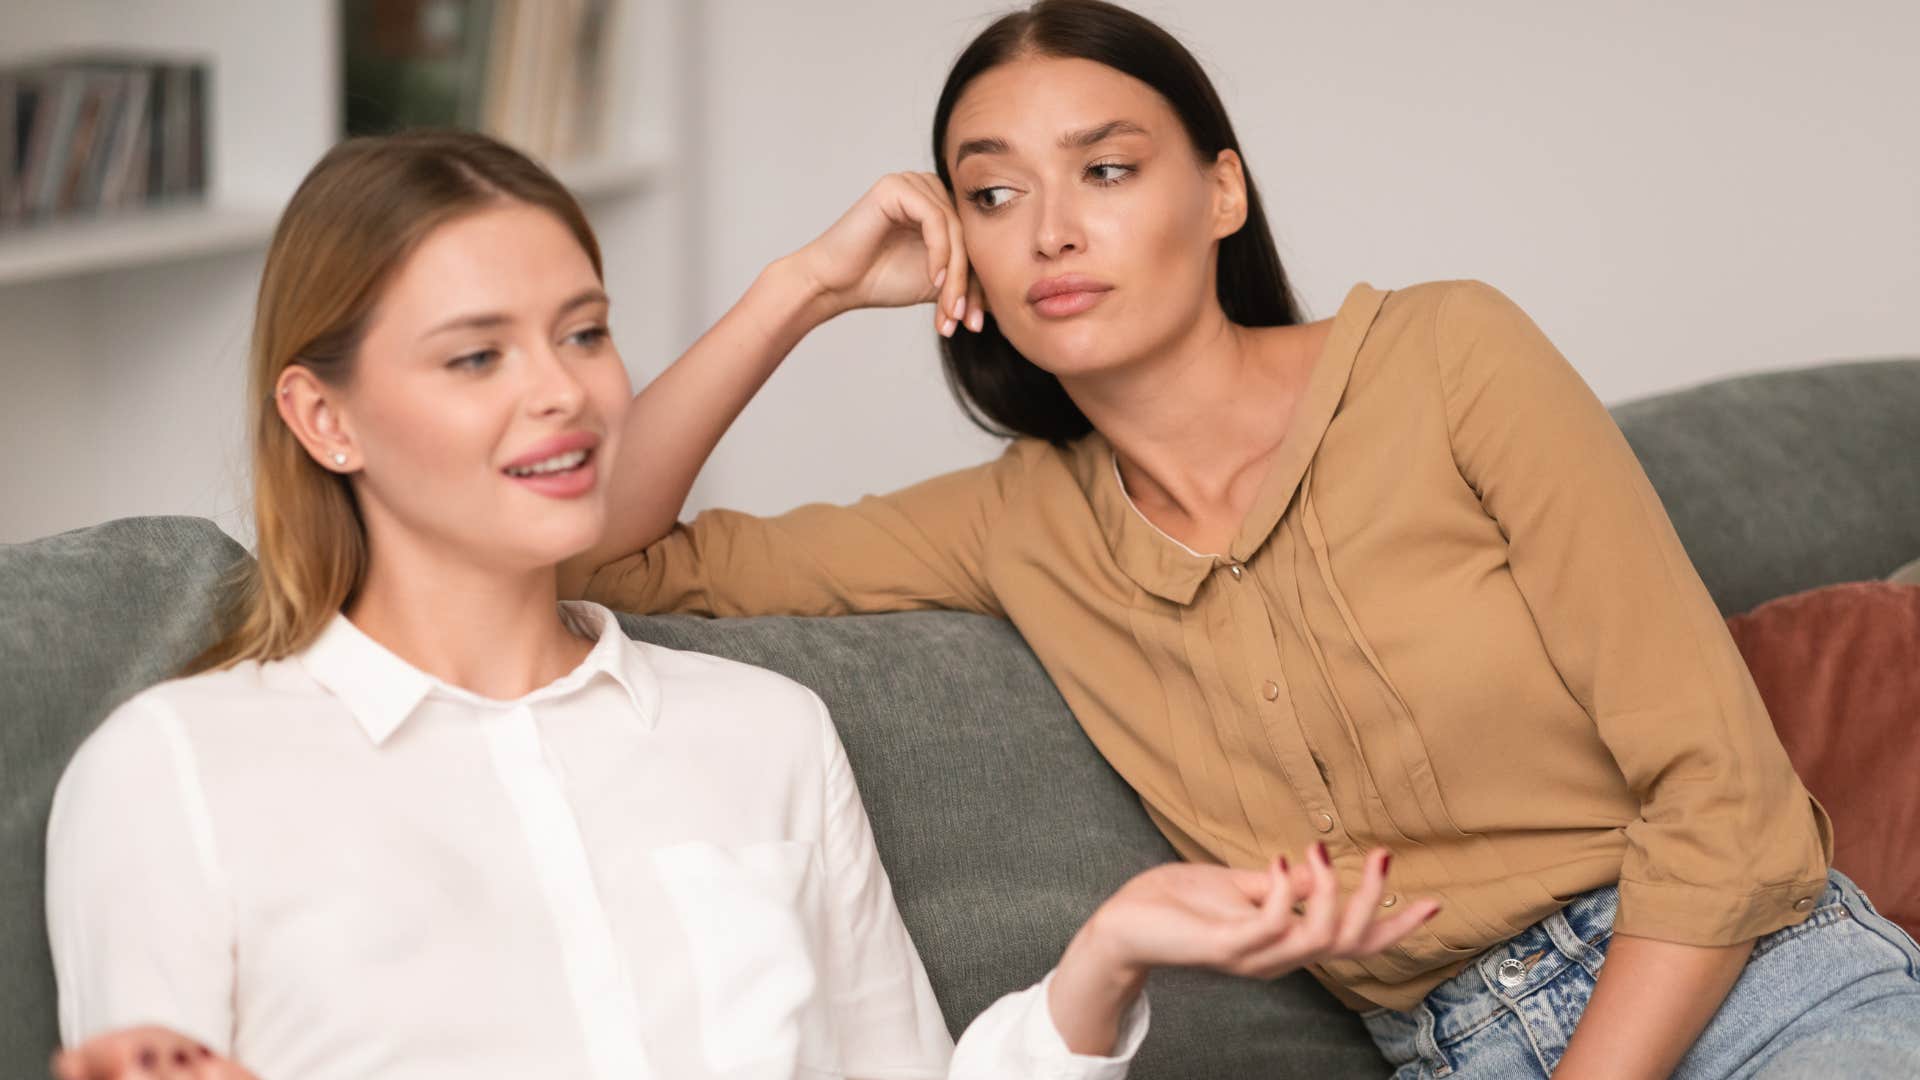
xmin=274 ymin=365 xmax=358 ymax=473
xmin=1206 ymin=148 xmax=1249 ymax=241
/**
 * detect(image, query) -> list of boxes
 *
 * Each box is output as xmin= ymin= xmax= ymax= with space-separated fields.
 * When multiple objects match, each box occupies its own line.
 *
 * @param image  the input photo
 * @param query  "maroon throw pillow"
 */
xmin=1726 ymin=582 xmax=1920 ymax=941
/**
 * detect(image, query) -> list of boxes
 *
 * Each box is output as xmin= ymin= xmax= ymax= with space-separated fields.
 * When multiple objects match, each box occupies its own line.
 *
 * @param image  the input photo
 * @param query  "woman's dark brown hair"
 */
xmin=932 ymin=0 xmax=1301 ymax=445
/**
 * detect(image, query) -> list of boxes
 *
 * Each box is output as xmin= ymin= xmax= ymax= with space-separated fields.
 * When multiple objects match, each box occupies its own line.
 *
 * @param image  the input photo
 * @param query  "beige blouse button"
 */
xmin=1228 ymin=564 xmax=1244 ymax=580
xmin=1315 ymin=812 xmax=1335 ymax=833
xmin=1381 ymin=893 xmax=1399 ymax=909
xmin=1262 ymin=680 xmax=1280 ymax=701
xmin=1794 ymin=897 xmax=1815 ymax=913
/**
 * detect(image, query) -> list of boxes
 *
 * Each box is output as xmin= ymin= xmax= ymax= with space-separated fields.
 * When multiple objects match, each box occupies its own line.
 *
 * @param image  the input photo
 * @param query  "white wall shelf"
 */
xmin=0 ymin=153 xmax=665 ymax=288
xmin=0 ymin=203 xmax=280 ymax=287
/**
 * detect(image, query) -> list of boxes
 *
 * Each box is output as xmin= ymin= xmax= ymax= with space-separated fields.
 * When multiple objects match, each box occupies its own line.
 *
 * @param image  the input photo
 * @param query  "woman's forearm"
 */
xmin=1047 ymin=915 xmax=1149 ymax=1056
xmin=561 ymin=255 xmax=838 ymax=597
xmin=1555 ymin=932 xmax=1753 ymax=1079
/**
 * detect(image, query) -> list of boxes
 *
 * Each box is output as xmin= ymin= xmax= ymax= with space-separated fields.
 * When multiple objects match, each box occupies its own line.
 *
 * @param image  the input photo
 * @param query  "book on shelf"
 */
xmin=343 ymin=0 xmax=616 ymax=167
xmin=0 ymin=54 xmax=209 ymax=231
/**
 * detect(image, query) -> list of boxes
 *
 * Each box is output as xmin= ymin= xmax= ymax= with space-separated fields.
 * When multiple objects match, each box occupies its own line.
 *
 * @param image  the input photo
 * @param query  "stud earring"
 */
xmin=331 ymin=452 xmax=348 ymax=467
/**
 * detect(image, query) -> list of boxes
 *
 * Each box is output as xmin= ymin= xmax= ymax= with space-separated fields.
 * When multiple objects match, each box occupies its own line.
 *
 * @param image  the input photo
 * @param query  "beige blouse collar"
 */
xmin=1078 ymin=283 xmax=1389 ymax=605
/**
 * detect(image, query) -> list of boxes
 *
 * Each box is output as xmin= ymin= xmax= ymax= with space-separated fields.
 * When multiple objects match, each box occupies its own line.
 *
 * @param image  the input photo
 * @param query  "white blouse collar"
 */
xmin=298 ymin=601 xmax=659 ymax=745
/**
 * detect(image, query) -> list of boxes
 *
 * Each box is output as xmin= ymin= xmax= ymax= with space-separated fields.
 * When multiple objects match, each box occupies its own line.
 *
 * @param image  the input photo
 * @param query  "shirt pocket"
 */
xmin=650 ymin=839 xmax=836 ymax=1074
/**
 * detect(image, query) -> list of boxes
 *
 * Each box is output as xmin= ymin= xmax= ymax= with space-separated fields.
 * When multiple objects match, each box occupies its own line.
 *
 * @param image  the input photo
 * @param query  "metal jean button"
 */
xmin=1794 ymin=896 xmax=1815 ymax=913
xmin=1495 ymin=957 xmax=1527 ymax=988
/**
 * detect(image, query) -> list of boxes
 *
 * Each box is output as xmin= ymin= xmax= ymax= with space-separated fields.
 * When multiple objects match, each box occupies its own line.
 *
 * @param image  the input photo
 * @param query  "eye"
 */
xmin=1086 ymin=162 xmax=1135 ymax=186
xmin=966 ymin=185 xmax=1016 ymax=212
xmin=447 ymin=349 xmax=499 ymax=372
xmin=565 ymin=325 xmax=610 ymax=349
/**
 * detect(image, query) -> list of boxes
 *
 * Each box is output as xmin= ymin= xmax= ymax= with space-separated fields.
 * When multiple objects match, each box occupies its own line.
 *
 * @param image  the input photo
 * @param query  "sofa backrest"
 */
xmin=1613 ymin=358 xmax=1920 ymax=614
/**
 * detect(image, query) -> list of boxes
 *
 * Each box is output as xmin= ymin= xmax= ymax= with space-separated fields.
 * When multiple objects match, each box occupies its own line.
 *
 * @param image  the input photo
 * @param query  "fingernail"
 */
xmin=173 ymin=1049 xmax=192 ymax=1066
xmin=934 ymin=268 xmax=947 ymax=288
xmin=1276 ymin=855 xmax=1289 ymax=872
xmin=952 ymin=296 xmax=967 ymax=320
xmin=1381 ymin=853 xmax=1392 ymax=875
xmin=1313 ymin=842 xmax=1328 ymax=863
xmin=138 ymin=1047 xmax=159 ymax=1069
xmin=1424 ymin=907 xmax=1440 ymax=923
xmin=941 ymin=318 xmax=956 ymax=337
xmin=967 ymin=308 xmax=984 ymax=332
xmin=198 ymin=1045 xmax=214 ymax=1058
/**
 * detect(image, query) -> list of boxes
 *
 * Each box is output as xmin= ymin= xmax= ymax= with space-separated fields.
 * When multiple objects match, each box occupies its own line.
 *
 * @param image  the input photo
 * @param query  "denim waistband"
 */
xmin=1362 ymin=884 xmax=1622 ymax=1053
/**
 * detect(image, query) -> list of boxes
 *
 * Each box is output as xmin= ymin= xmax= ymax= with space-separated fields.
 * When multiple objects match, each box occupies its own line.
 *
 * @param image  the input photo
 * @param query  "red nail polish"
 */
xmin=138 ymin=1048 xmax=158 ymax=1069
xmin=198 ymin=1045 xmax=214 ymax=1059
xmin=1277 ymin=854 xmax=1289 ymax=872
xmin=1313 ymin=842 xmax=1328 ymax=863
xmin=173 ymin=1049 xmax=192 ymax=1066
xmin=1381 ymin=853 xmax=1393 ymax=875
xmin=1424 ymin=907 xmax=1440 ymax=923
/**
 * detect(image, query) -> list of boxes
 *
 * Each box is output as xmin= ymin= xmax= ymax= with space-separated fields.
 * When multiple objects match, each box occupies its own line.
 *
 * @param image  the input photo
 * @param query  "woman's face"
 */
xmin=322 ymin=202 xmax=630 ymax=574
xmin=944 ymin=55 xmax=1245 ymax=378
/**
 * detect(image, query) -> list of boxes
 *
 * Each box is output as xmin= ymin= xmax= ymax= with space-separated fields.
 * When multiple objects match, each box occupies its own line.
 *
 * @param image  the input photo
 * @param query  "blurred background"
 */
xmin=0 ymin=0 xmax=1914 ymax=545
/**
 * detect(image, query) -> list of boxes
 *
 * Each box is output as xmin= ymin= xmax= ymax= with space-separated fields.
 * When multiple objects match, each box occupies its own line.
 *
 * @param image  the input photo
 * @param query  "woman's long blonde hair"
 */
xmin=190 ymin=130 xmax=603 ymax=673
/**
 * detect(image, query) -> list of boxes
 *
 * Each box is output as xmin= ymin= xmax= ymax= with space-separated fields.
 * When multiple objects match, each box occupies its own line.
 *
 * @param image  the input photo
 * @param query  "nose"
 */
xmin=525 ymin=342 xmax=587 ymax=419
xmin=1032 ymin=186 xmax=1086 ymax=260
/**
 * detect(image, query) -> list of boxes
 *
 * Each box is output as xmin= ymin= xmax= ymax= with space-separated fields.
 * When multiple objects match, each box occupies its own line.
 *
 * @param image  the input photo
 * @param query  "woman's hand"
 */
xmin=790 ymin=172 xmax=986 ymax=337
xmin=1048 ymin=843 xmax=1438 ymax=1055
xmin=51 ymin=1027 xmax=257 ymax=1080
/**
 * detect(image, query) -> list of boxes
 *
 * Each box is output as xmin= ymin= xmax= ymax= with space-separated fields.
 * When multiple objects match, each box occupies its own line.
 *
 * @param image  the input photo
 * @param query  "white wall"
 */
xmin=680 ymin=0 xmax=1920 ymax=519
xmin=3 ymin=0 xmax=1916 ymax=542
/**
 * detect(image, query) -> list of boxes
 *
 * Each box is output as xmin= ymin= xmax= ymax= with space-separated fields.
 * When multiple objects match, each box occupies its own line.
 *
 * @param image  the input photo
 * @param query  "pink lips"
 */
xmin=1026 ymin=274 xmax=1113 ymax=319
xmin=502 ymin=431 xmax=600 ymax=500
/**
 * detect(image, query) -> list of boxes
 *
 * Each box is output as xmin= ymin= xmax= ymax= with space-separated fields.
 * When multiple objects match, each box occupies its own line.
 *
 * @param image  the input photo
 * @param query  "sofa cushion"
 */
xmin=0 ymin=517 xmax=249 ymax=1071
xmin=1614 ymin=359 xmax=1920 ymax=615
xmin=1725 ymin=582 xmax=1920 ymax=940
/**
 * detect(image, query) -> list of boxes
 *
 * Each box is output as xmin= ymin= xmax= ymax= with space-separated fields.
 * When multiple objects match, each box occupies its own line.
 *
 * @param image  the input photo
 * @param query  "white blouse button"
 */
xmin=1380 ymin=894 xmax=1398 ymax=909
xmin=1262 ymin=680 xmax=1280 ymax=701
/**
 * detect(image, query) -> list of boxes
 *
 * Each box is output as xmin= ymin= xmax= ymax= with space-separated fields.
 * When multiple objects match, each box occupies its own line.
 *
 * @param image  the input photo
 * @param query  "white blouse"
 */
xmin=46 ymin=602 xmax=1146 ymax=1079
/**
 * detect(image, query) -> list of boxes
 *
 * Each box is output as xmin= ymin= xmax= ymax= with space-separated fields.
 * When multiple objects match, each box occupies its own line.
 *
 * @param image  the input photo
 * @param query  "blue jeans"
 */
xmin=1361 ymin=871 xmax=1920 ymax=1078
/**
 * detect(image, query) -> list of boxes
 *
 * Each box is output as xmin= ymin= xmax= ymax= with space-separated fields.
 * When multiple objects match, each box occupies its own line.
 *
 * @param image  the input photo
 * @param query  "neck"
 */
xmin=1061 ymin=305 xmax=1328 ymax=520
xmin=344 ymin=522 xmax=590 ymax=700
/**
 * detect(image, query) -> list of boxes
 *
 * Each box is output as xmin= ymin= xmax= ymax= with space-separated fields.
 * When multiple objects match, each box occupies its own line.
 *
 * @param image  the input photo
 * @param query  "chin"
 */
xmin=1015 ymin=323 xmax=1124 ymax=379
xmin=505 ymin=511 xmax=607 ymax=573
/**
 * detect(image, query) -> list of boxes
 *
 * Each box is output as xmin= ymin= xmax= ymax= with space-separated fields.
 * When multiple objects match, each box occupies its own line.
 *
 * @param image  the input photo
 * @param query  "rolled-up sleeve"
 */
xmin=584 ymin=442 xmax=1041 ymax=620
xmin=1432 ymin=280 xmax=1832 ymax=945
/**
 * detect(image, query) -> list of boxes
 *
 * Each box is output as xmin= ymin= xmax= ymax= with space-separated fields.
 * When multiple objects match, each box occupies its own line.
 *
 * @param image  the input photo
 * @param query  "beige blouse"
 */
xmin=586 ymin=280 xmax=1832 ymax=1010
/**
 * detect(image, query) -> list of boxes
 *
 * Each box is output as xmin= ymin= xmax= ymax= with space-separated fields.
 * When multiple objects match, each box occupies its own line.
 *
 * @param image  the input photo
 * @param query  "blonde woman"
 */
xmin=45 ymin=130 xmax=1433 ymax=1080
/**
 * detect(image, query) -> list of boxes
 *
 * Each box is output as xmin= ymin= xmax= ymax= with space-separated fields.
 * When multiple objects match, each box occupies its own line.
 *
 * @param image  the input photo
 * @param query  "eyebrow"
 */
xmin=420 ymin=287 xmax=610 ymax=340
xmin=952 ymin=119 xmax=1150 ymax=169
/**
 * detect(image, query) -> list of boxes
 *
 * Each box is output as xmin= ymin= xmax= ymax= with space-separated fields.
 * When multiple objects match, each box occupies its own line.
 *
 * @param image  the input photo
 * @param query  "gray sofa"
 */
xmin=5 ymin=359 xmax=1918 ymax=1078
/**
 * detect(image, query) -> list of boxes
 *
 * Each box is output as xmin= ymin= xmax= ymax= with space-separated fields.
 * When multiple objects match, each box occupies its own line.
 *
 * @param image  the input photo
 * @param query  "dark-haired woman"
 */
xmin=571 ymin=1 xmax=1920 ymax=1076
